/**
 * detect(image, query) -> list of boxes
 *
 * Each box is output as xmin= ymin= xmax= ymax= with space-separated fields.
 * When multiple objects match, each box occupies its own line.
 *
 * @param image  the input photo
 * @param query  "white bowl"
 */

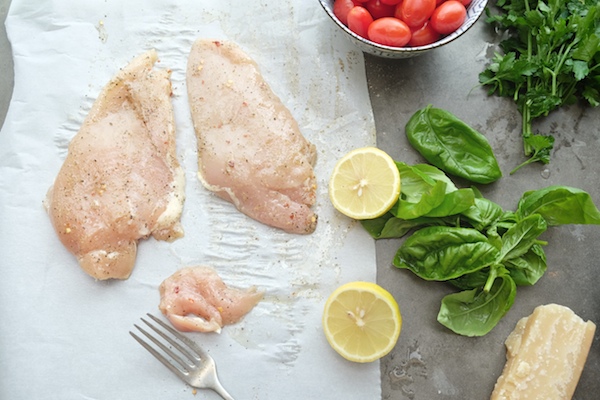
xmin=318 ymin=0 xmax=488 ymax=58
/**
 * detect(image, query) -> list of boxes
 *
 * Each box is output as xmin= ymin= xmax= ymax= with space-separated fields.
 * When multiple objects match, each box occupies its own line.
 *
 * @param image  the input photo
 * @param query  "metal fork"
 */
xmin=130 ymin=313 xmax=235 ymax=400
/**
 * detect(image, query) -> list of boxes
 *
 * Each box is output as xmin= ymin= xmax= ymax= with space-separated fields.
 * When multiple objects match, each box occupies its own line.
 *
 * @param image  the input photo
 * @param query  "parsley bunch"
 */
xmin=479 ymin=0 xmax=600 ymax=174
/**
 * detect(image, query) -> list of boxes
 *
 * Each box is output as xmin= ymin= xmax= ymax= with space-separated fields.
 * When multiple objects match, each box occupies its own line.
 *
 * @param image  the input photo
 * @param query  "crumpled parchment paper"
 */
xmin=0 ymin=1 xmax=379 ymax=399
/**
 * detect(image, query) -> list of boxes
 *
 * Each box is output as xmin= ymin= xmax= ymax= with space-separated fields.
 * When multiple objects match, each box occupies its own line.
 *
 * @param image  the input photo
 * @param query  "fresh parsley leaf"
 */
xmin=510 ymin=134 xmax=555 ymax=174
xmin=481 ymin=0 xmax=600 ymax=172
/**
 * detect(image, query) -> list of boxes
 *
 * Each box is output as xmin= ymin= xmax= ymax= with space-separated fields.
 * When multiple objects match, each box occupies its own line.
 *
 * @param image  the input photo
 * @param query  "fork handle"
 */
xmin=211 ymin=380 xmax=235 ymax=400
xmin=207 ymin=373 xmax=235 ymax=400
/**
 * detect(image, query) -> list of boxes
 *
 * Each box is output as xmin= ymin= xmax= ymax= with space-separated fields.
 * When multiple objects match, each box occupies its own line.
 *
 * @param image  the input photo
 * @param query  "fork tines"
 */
xmin=130 ymin=314 xmax=234 ymax=400
xmin=130 ymin=313 xmax=209 ymax=380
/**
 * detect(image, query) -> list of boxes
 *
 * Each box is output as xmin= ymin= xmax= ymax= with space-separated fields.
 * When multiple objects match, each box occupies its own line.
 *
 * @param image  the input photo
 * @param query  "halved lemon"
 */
xmin=322 ymin=281 xmax=402 ymax=363
xmin=329 ymin=147 xmax=401 ymax=220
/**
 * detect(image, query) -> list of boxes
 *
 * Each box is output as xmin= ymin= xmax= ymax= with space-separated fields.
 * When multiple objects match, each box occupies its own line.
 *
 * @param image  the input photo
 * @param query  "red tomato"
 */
xmin=435 ymin=0 xmax=446 ymax=5
xmin=398 ymin=0 xmax=436 ymax=29
xmin=458 ymin=0 xmax=472 ymax=6
xmin=333 ymin=0 xmax=356 ymax=25
xmin=430 ymin=1 xmax=466 ymax=34
xmin=365 ymin=0 xmax=396 ymax=19
xmin=393 ymin=3 xmax=404 ymax=18
xmin=380 ymin=0 xmax=403 ymax=4
xmin=353 ymin=0 xmax=369 ymax=2
xmin=347 ymin=6 xmax=374 ymax=38
xmin=408 ymin=22 xmax=441 ymax=46
xmin=367 ymin=17 xmax=412 ymax=47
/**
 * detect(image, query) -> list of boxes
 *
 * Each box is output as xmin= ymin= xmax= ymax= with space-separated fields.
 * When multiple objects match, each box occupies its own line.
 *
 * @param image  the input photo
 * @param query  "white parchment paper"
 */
xmin=0 ymin=1 xmax=378 ymax=399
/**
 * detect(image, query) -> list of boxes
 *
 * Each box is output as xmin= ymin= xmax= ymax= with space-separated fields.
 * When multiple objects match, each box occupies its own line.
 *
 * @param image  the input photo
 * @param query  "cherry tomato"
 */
xmin=367 ymin=17 xmax=412 ymax=47
xmin=429 ymin=1 xmax=466 ymax=34
xmin=398 ymin=0 xmax=436 ymax=29
xmin=393 ymin=3 xmax=404 ymax=18
xmin=435 ymin=0 xmax=446 ymax=5
xmin=408 ymin=22 xmax=441 ymax=46
xmin=380 ymin=0 xmax=403 ymax=5
xmin=333 ymin=0 xmax=356 ymax=25
xmin=458 ymin=0 xmax=472 ymax=6
xmin=347 ymin=6 xmax=374 ymax=38
xmin=365 ymin=0 xmax=396 ymax=19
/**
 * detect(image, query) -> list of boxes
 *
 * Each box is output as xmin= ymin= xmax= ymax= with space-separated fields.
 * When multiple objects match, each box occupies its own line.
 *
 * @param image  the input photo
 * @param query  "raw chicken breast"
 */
xmin=159 ymin=266 xmax=264 ymax=333
xmin=45 ymin=50 xmax=185 ymax=280
xmin=186 ymin=39 xmax=318 ymax=234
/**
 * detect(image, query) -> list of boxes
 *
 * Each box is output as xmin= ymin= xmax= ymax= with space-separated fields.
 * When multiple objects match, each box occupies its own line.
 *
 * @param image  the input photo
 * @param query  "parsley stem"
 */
xmin=510 ymin=155 xmax=536 ymax=175
xmin=523 ymin=0 xmax=533 ymax=156
xmin=521 ymin=100 xmax=532 ymax=155
xmin=553 ymin=42 xmax=575 ymax=97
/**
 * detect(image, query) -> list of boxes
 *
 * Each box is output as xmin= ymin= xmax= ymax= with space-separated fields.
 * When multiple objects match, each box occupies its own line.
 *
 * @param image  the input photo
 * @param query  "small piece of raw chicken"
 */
xmin=159 ymin=266 xmax=264 ymax=333
xmin=186 ymin=39 xmax=318 ymax=234
xmin=45 ymin=50 xmax=185 ymax=280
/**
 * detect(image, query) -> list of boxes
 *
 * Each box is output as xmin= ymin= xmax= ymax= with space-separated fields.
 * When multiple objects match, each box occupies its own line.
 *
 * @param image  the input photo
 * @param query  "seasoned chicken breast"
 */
xmin=159 ymin=266 xmax=264 ymax=333
xmin=45 ymin=50 xmax=185 ymax=280
xmin=186 ymin=39 xmax=318 ymax=234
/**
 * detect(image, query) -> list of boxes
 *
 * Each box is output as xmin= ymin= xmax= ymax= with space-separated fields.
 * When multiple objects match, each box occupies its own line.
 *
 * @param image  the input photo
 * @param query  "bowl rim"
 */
xmin=317 ymin=0 xmax=489 ymax=53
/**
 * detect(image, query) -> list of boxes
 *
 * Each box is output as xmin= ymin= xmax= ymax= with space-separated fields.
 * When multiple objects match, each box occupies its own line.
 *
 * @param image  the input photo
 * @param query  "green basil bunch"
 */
xmin=362 ymin=162 xmax=600 ymax=336
xmin=405 ymin=105 xmax=502 ymax=184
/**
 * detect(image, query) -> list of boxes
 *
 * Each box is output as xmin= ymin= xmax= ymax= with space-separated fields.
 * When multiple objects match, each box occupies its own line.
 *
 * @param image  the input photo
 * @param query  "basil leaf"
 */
xmin=485 ymin=224 xmax=504 ymax=251
xmin=393 ymin=162 xmax=475 ymax=219
xmin=516 ymin=185 xmax=600 ymax=225
xmin=405 ymin=105 xmax=502 ymax=184
xmin=361 ymin=214 xmax=452 ymax=239
xmin=394 ymin=226 xmax=500 ymax=281
xmin=360 ymin=212 xmax=394 ymax=239
xmin=395 ymin=162 xmax=437 ymax=203
xmin=391 ymin=180 xmax=447 ymax=220
xmin=411 ymin=163 xmax=458 ymax=191
xmin=449 ymin=267 xmax=490 ymax=290
xmin=426 ymin=188 xmax=475 ymax=218
xmin=414 ymin=164 xmax=477 ymax=215
xmin=461 ymin=197 xmax=504 ymax=231
xmin=495 ymin=211 xmax=518 ymax=233
xmin=499 ymin=214 xmax=547 ymax=261
xmin=504 ymin=244 xmax=547 ymax=286
xmin=391 ymin=162 xmax=446 ymax=220
xmin=437 ymin=272 xmax=516 ymax=337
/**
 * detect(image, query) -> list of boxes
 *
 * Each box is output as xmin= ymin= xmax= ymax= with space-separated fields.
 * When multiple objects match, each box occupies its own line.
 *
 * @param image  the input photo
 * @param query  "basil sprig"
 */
xmin=362 ymin=162 xmax=600 ymax=336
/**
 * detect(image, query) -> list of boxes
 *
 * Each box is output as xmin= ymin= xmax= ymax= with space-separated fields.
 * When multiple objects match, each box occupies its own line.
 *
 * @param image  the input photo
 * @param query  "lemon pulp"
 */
xmin=329 ymin=147 xmax=401 ymax=220
xmin=322 ymin=281 xmax=402 ymax=363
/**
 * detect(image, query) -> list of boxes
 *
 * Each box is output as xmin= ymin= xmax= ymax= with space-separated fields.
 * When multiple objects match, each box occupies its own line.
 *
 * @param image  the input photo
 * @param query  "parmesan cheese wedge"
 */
xmin=491 ymin=304 xmax=595 ymax=400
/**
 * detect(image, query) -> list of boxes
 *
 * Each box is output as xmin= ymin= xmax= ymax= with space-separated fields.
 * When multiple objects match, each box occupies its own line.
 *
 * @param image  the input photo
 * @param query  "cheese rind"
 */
xmin=490 ymin=304 xmax=596 ymax=400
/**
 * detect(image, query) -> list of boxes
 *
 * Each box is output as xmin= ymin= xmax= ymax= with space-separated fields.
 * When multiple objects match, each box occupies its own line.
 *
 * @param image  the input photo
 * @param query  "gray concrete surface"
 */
xmin=1 ymin=1 xmax=598 ymax=398
xmin=368 ymin=21 xmax=600 ymax=400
